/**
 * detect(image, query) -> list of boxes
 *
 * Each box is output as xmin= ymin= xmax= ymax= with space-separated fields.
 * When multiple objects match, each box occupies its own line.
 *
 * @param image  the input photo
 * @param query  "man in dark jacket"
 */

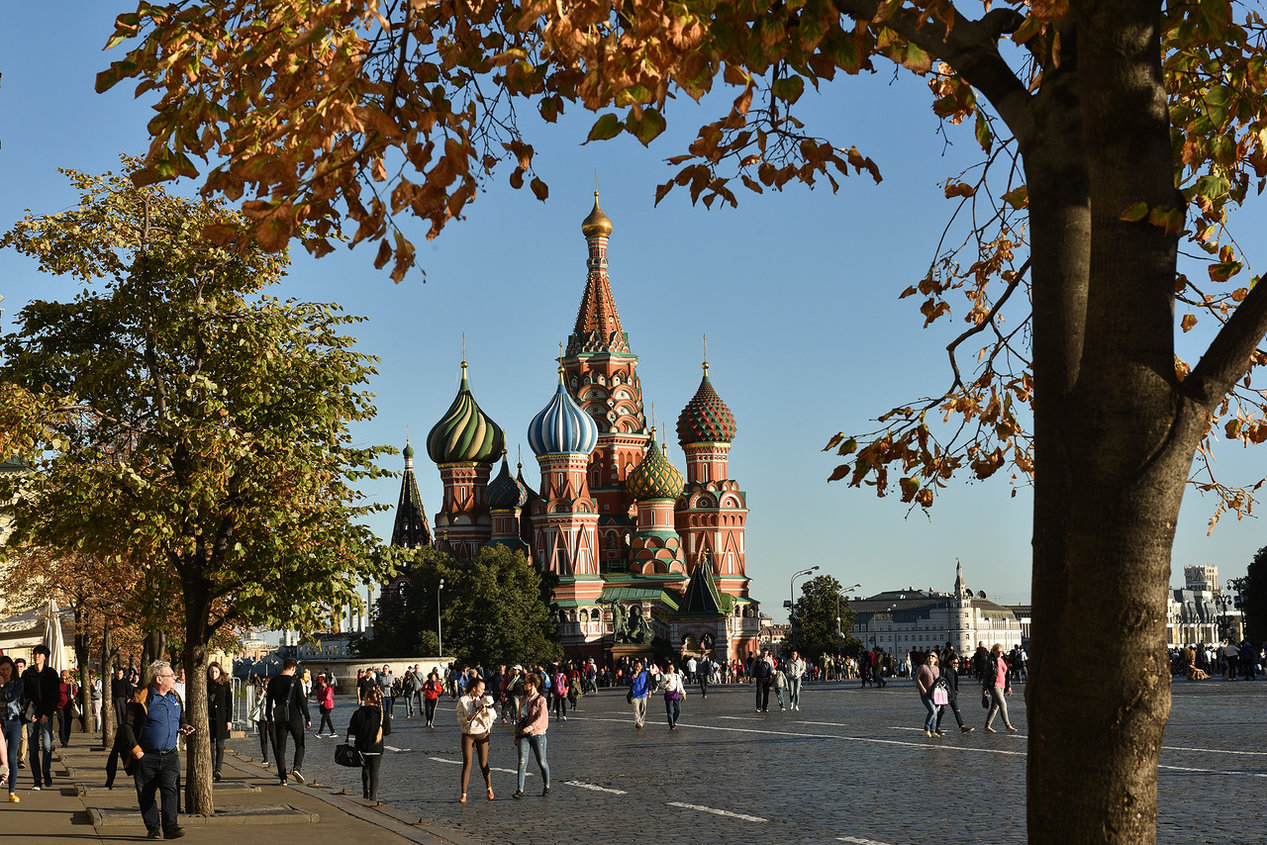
xmin=754 ymin=650 xmax=774 ymax=712
xmin=118 ymin=659 xmax=190 ymax=839
xmin=21 ymin=645 xmax=59 ymax=789
xmin=266 ymin=658 xmax=311 ymax=786
xmin=111 ymin=667 xmax=133 ymax=727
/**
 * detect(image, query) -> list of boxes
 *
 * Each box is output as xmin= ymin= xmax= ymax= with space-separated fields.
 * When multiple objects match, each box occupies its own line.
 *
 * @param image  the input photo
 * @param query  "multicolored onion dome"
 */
xmin=426 ymin=363 xmax=505 ymax=465
xmin=677 ymin=363 xmax=736 ymax=446
xmin=581 ymin=192 xmax=613 ymax=238
xmin=626 ymin=434 xmax=685 ymax=501
xmin=528 ymin=372 xmax=599 ymax=457
xmin=487 ymin=455 xmax=528 ymax=510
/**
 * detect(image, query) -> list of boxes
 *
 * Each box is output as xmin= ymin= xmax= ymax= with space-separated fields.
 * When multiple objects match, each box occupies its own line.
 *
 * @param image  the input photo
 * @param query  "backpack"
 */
xmin=553 ymin=674 xmax=566 ymax=696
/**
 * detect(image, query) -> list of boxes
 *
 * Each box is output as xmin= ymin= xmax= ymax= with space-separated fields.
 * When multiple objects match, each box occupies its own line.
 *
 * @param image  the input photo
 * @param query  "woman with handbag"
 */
xmin=512 ymin=673 xmax=549 ymax=799
xmin=659 ymin=663 xmax=685 ymax=730
xmin=346 ymin=686 xmax=390 ymax=804
xmin=455 ymin=677 xmax=494 ymax=803
xmin=914 ymin=651 xmax=943 ymax=737
xmin=206 ymin=663 xmax=233 ymax=781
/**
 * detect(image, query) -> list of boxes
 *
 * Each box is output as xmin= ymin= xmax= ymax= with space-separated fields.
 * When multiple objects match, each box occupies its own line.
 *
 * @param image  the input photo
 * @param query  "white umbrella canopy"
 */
xmin=42 ymin=599 xmax=66 ymax=672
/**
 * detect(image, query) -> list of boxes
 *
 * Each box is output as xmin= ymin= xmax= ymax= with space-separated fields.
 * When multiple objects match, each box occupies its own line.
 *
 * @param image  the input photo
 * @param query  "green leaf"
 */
xmin=771 ymin=76 xmax=805 ymax=104
xmin=1119 ymin=201 xmax=1149 ymax=222
xmin=585 ymin=113 xmax=623 ymax=143
xmin=626 ymin=108 xmax=667 ymax=146
xmin=1001 ymin=185 xmax=1028 ymax=210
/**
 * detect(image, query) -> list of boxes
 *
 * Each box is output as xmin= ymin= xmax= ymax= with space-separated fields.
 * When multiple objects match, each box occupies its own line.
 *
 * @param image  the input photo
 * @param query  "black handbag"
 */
xmin=334 ymin=742 xmax=364 ymax=767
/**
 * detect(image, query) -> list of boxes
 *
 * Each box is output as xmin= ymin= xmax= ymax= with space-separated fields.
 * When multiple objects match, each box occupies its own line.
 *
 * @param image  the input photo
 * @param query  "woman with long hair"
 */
xmin=914 ymin=651 xmax=942 ymax=737
xmin=659 ymin=663 xmax=686 ymax=730
xmin=984 ymin=643 xmax=1018 ymax=733
xmin=55 ymin=670 xmax=78 ymax=748
xmin=456 ymin=677 xmax=494 ymax=803
xmin=206 ymin=662 xmax=233 ymax=781
xmin=347 ymin=685 xmax=391 ymax=804
xmin=0 ymin=657 xmax=20 ymax=802
xmin=512 ymin=673 xmax=549 ymax=799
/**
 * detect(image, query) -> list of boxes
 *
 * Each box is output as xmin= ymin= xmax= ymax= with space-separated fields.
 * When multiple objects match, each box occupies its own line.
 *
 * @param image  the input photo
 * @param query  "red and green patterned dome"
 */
xmin=426 ymin=362 xmax=505 ymax=465
xmin=677 ymin=363 xmax=736 ymax=446
xmin=626 ymin=434 xmax=684 ymax=501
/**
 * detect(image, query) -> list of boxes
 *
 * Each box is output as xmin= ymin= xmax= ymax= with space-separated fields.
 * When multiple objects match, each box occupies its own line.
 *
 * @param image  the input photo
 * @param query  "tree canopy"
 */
xmin=0 ymin=164 xmax=390 ymax=813
xmin=786 ymin=574 xmax=859 ymax=660
xmin=356 ymin=544 xmax=561 ymax=667
xmin=89 ymin=1 xmax=1267 ymax=841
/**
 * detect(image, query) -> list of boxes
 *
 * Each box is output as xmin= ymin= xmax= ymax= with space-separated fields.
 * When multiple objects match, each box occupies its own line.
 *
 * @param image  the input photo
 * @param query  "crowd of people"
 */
xmin=1170 ymin=638 xmax=1264 ymax=681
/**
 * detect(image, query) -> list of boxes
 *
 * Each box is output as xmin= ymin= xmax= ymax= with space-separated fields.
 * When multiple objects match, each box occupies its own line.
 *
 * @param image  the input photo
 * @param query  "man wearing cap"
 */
xmin=119 ymin=660 xmax=191 ymax=840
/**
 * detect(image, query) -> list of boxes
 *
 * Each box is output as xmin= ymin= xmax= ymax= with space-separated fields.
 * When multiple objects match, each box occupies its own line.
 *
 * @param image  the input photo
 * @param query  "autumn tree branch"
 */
xmin=1187 ymin=275 xmax=1267 ymax=406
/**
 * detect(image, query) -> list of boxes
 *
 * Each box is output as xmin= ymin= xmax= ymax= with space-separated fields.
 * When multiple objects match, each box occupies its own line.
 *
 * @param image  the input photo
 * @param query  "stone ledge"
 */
xmin=77 ymin=781 xmax=262 ymax=796
xmin=87 ymin=804 xmax=319 ymax=826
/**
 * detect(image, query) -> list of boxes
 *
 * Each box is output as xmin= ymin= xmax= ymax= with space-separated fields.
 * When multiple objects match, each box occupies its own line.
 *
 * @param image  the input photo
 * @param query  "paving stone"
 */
xmin=89 ymin=802 xmax=319 ymax=826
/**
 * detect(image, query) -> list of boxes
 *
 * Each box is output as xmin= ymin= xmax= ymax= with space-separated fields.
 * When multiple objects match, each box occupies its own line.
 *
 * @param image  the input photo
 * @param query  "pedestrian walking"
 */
xmin=206 ymin=662 xmax=233 ymax=782
xmin=313 ymin=674 xmax=337 ymax=736
xmin=659 ymin=663 xmax=685 ymax=730
xmin=933 ymin=656 xmax=974 ymax=734
xmin=513 ymin=673 xmax=550 ymax=799
xmin=915 ymin=651 xmax=943 ymax=737
xmin=347 ymin=685 xmax=390 ymax=805
xmin=248 ymin=675 xmax=269 ymax=765
xmin=0 ymin=657 xmax=20 ymax=802
xmin=456 ymin=678 xmax=494 ymax=802
xmin=422 ymin=670 xmax=443 ymax=729
xmin=697 ymin=655 xmax=711 ymax=699
xmin=786 ymin=651 xmax=807 ymax=711
xmin=628 ymin=659 xmax=651 ymax=729
xmin=21 ymin=645 xmax=58 ymax=789
xmin=55 ymin=670 xmax=78 ymax=748
xmin=984 ymin=643 xmax=1018 ymax=733
xmin=754 ymin=650 xmax=774 ymax=712
xmin=265 ymin=658 xmax=312 ymax=785
xmin=119 ymin=660 xmax=192 ymax=840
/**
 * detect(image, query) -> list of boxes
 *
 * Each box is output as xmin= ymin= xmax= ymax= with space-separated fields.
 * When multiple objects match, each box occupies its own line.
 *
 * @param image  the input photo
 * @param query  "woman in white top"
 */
xmin=659 ymin=663 xmax=686 ymax=730
xmin=456 ymin=677 xmax=495 ymax=802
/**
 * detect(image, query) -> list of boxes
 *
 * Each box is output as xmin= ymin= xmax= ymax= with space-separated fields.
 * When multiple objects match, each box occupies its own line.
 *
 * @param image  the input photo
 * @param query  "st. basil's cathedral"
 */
xmin=389 ymin=195 xmax=762 ymax=663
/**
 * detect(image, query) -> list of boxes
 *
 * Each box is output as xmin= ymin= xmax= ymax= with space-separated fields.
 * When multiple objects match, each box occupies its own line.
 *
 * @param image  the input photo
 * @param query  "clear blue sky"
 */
xmin=4 ymin=4 xmax=1266 ymax=622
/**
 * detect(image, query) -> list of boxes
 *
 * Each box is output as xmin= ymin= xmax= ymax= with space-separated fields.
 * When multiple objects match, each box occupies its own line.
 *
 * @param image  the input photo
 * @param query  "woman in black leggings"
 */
xmin=348 ymin=686 xmax=390 ymax=804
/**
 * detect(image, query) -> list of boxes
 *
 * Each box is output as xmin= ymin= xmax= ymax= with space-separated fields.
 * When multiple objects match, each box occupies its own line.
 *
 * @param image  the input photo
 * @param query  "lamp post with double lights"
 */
xmin=787 ymin=566 xmax=820 ymax=652
xmin=836 ymin=583 xmax=862 ymax=655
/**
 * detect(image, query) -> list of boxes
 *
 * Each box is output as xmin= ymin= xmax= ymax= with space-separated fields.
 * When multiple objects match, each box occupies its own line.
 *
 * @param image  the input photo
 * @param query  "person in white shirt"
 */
xmin=456 ymin=678 xmax=495 ymax=802
xmin=786 ymin=651 xmax=807 ymax=711
xmin=658 ymin=664 xmax=686 ymax=730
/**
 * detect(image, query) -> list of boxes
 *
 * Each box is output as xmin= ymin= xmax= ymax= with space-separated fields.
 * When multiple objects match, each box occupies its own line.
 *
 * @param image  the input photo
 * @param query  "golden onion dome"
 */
xmin=581 ymin=191 xmax=613 ymax=238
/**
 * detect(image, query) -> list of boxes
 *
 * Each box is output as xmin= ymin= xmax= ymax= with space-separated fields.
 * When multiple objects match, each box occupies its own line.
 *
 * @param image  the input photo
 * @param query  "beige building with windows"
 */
xmin=849 ymin=562 xmax=1025 ymax=656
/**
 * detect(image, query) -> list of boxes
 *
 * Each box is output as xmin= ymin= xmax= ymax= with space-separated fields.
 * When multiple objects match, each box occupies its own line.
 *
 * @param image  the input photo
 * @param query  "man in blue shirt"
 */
xmin=119 ymin=660 xmax=190 ymax=840
xmin=628 ymin=659 xmax=650 ymax=729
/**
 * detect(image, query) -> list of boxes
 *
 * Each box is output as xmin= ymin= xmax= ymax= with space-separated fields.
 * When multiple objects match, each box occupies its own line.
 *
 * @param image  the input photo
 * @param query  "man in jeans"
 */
xmin=785 ymin=650 xmax=807 ymax=711
xmin=21 ymin=645 xmax=58 ymax=789
xmin=628 ymin=659 xmax=651 ymax=729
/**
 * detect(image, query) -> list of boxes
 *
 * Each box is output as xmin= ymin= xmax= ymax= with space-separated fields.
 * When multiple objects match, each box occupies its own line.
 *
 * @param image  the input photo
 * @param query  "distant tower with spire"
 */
xmin=676 ymin=358 xmax=749 ymax=598
xmin=562 ymin=192 xmax=649 ymax=574
xmin=390 ymin=437 xmax=432 ymax=549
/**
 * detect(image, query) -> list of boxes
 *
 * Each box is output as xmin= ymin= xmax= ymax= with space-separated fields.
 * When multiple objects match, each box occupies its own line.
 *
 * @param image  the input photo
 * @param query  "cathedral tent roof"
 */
xmin=677 ymin=556 xmax=731 ymax=617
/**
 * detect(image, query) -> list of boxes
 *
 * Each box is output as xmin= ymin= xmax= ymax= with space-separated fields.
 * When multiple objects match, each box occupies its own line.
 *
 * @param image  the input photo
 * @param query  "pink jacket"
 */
xmin=517 ymin=692 xmax=549 ymax=737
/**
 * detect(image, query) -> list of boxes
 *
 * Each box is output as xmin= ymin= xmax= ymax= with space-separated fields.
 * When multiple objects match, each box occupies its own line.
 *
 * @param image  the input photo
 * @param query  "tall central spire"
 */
xmin=568 ymin=192 xmax=630 ymax=356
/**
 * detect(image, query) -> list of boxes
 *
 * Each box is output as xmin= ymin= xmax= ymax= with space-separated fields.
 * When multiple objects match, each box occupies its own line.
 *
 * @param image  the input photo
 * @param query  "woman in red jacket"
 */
xmin=422 ymin=670 xmax=443 ymax=729
xmin=313 ymin=674 xmax=336 ymax=737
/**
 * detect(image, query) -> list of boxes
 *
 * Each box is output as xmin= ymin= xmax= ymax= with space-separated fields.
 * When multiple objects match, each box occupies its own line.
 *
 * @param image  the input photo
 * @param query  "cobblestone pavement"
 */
xmin=228 ymin=677 xmax=1264 ymax=845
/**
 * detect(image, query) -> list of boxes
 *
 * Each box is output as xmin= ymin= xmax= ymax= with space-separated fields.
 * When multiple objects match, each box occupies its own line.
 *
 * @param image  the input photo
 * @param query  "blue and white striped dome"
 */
xmin=528 ymin=374 xmax=599 ymax=457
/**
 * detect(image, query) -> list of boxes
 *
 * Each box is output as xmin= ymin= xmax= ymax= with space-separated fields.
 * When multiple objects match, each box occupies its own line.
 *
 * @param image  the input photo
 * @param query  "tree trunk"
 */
xmin=101 ymin=622 xmax=115 ymax=751
xmin=141 ymin=629 xmax=165 ymax=677
xmin=182 ymin=575 xmax=214 ymax=815
xmin=1025 ymin=4 xmax=1190 ymax=843
xmin=72 ymin=611 xmax=94 ymax=735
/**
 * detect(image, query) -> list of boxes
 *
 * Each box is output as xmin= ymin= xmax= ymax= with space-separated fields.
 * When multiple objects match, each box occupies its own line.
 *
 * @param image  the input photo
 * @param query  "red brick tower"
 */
xmin=561 ymin=193 xmax=649 ymax=575
xmin=676 ymin=361 xmax=750 ymax=598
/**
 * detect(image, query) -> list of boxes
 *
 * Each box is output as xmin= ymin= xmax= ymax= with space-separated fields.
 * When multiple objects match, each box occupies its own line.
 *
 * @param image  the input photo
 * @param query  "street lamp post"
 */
xmin=789 ymin=566 xmax=820 ymax=651
xmin=835 ymin=583 xmax=862 ymax=656
xmin=437 ymin=578 xmax=445 ymax=657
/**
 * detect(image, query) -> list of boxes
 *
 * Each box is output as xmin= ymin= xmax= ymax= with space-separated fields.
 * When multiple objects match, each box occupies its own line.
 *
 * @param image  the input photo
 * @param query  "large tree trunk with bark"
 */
xmin=72 ymin=609 xmax=94 ymax=735
xmin=182 ymin=573 xmax=214 ymax=815
xmin=1025 ymin=3 xmax=1194 ymax=843
xmin=101 ymin=622 xmax=115 ymax=751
